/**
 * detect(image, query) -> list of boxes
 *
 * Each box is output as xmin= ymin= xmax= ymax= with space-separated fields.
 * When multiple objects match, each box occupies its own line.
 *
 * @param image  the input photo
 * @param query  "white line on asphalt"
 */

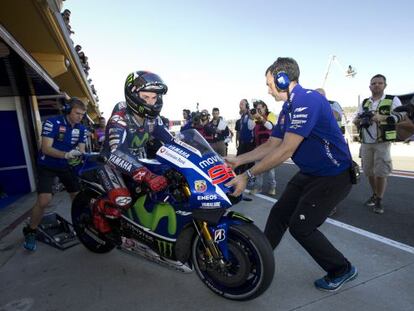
xmin=325 ymin=218 xmax=414 ymax=254
xmin=248 ymin=192 xmax=414 ymax=255
xmin=284 ymin=161 xmax=414 ymax=179
xmin=389 ymin=172 xmax=414 ymax=179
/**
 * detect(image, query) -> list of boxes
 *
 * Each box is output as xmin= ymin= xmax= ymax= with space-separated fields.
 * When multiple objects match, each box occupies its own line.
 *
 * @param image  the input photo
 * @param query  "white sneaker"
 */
xmin=267 ymin=189 xmax=276 ymax=196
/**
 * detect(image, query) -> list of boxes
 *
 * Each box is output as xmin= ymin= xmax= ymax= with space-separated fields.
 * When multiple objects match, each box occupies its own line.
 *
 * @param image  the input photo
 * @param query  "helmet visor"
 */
xmin=132 ymin=73 xmax=168 ymax=95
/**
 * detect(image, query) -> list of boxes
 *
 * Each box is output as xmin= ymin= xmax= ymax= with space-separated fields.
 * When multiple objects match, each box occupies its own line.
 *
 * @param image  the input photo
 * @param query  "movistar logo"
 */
xmin=130 ymin=195 xmax=177 ymax=235
xmin=131 ymin=133 xmax=149 ymax=148
xmin=157 ymin=240 xmax=173 ymax=257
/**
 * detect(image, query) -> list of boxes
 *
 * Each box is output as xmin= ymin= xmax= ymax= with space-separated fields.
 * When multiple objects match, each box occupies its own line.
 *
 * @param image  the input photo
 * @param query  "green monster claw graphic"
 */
xmin=131 ymin=195 xmax=177 ymax=235
xmin=230 ymin=211 xmax=252 ymax=222
xmin=157 ymin=240 xmax=173 ymax=257
xmin=125 ymin=73 xmax=134 ymax=86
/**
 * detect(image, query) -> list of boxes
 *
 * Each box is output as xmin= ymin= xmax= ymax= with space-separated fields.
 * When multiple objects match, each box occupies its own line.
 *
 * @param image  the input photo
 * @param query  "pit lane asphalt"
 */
xmin=271 ymin=163 xmax=414 ymax=248
xmin=1 ymin=164 xmax=414 ymax=310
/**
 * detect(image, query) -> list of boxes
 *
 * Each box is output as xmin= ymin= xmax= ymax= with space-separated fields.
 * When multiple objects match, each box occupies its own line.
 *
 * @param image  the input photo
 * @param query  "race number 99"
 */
xmin=208 ymin=165 xmax=235 ymax=185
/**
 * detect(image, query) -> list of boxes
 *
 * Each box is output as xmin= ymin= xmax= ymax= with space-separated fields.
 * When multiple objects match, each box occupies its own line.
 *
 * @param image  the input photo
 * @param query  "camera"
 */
xmin=191 ymin=111 xmax=201 ymax=126
xmin=191 ymin=111 xmax=208 ymax=127
xmin=394 ymin=103 xmax=414 ymax=121
xmin=358 ymin=110 xmax=374 ymax=128
xmin=250 ymin=108 xmax=257 ymax=115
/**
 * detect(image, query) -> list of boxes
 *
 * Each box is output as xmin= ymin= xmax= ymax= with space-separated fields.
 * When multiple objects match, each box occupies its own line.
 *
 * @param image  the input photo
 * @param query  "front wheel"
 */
xmin=71 ymin=190 xmax=115 ymax=253
xmin=191 ymin=223 xmax=275 ymax=300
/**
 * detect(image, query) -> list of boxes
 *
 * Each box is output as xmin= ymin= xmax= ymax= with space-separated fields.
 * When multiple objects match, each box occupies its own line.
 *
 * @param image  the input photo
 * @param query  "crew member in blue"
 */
xmin=226 ymin=57 xmax=357 ymax=292
xmin=180 ymin=109 xmax=192 ymax=131
xmin=92 ymin=71 xmax=174 ymax=238
xmin=235 ymin=99 xmax=255 ymax=175
xmin=23 ymin=98 xmax=87 ymax=251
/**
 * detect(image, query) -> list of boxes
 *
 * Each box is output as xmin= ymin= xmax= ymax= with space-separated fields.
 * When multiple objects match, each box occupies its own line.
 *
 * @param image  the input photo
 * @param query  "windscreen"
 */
xmin=175 ymin=129 xmax=216 ymax=156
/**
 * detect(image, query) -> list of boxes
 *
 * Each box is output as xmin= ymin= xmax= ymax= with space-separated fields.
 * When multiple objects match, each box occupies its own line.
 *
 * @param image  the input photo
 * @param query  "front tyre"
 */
xmin=191 ymin=223 xmax=275 ymax=300
xmin=71 ymin=190 xmax=115 ymax=253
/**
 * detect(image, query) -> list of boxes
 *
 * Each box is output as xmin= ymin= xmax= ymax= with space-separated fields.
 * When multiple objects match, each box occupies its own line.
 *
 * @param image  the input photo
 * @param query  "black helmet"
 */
xmin=124 ymin=71 xmax=168 ymax=118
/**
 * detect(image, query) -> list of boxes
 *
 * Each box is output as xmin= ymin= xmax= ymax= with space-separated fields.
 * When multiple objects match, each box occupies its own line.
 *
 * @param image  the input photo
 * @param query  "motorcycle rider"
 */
xmin=93 ymin=71 xmax=174 ymax=240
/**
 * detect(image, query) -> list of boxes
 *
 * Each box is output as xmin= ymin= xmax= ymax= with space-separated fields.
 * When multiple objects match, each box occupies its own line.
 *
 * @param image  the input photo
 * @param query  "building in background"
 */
xmin=0 ymin=0 xmax=101 ymax=206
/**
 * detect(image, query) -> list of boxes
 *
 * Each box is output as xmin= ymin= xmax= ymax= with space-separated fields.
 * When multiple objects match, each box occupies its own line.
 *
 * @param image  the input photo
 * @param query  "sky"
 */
xmin=65 ymin=0 xmax=414 ymax=121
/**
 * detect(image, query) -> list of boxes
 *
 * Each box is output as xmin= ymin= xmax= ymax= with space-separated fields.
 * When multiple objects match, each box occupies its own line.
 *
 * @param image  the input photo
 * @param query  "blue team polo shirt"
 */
xmin=38 ymin=115 xmax=86 ymax=168
xmin=239 ymin=113 xmax=254 ymax=144
xmin=272 ymin=84 xmax=351 ymax=176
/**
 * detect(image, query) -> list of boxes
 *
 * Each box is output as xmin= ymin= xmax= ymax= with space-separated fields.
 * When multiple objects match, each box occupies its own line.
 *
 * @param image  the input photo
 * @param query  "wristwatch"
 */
xmin=245 ymin=169 xmax=256 ymax=183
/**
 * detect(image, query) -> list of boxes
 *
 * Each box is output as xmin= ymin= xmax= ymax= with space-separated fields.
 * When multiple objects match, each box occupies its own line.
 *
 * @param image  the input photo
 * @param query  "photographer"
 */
xmin=250 ymin=100 xmax=277 ymax=195
xmin=353 ymin=74 xmax=401 ymax=214
xmin=191 ymin=109 xmax=215 ymax=142
xmin=235 ymin=99 xmax=256 ymax=176
xmin=209 ymin=108 xmax=229 ymax=156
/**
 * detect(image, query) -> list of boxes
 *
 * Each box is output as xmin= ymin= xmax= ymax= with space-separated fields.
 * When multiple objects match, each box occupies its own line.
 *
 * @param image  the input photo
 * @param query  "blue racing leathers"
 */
xmin=96 ymin=102 xmax=174 ymax=214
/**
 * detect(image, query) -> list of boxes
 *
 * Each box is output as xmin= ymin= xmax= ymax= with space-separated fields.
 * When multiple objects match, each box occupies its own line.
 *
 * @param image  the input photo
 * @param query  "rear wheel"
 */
xmin=191 ymin=223 xmax=275 ymax=300
xmin=71 ymin=190 xmax=115 ymax=253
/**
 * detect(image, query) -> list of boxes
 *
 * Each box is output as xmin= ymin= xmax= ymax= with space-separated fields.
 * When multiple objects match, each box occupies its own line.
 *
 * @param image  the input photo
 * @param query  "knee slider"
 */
xmin=108 ymin=188 xmax=132 ymax=208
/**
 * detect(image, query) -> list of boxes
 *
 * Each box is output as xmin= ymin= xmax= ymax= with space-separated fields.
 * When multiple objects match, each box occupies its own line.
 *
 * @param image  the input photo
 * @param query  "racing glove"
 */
xmin=64 ymin=149 xmax=82 ymax=160
xmin=132 ymin=167 xmax=168 ymax=192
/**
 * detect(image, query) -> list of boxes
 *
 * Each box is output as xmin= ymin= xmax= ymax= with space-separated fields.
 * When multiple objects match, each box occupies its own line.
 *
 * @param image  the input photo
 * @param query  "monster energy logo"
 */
xmin=126 ymin=73 xmax=134 ymax=86
xmin=157 ymin=240 xmax=173 ymax=257
xmin=131 ymin=133 xmax=149 ymax=148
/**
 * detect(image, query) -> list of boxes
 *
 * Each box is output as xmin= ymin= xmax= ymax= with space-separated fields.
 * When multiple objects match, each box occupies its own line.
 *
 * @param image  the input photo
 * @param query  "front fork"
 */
xmin=194 ymin=220 xmax=228 ymax=268
xmin=193 ymin=211 xmax=253 ymax=264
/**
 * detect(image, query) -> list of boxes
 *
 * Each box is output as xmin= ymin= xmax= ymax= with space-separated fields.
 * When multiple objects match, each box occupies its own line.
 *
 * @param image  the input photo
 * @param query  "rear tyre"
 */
xmin=71 ymin=190 xmax=115 ymax=253
xmin=192 ymin=223 xmax=275 ymax=300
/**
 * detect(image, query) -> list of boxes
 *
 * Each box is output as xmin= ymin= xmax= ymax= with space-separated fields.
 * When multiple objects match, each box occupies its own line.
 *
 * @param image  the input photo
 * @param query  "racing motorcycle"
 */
xmin=71 ymin=129 xmax=275 ymax=300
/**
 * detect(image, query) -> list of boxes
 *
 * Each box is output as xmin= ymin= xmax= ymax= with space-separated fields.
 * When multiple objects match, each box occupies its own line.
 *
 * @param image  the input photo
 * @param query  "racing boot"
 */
xmin=92 ymin=205 xmax=112 ymax=234
xmin=93 ymin=188 xmax=132 ymax=234
xmin=92 ymin=209 xmax=122 ymax=246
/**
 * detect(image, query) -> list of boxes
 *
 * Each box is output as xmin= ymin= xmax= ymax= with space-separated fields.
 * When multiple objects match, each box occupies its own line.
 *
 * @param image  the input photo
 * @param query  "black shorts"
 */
xmin=37 ymin=165 xmax=80 ymax=194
